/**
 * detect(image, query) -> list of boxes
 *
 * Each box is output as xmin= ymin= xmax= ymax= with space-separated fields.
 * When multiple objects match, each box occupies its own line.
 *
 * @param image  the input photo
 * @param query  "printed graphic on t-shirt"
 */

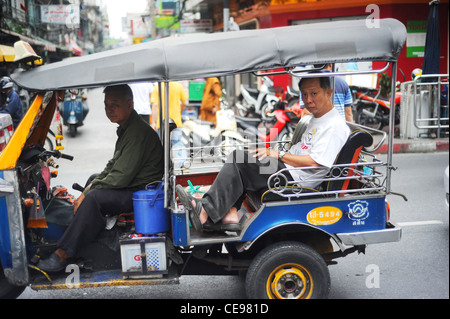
xmin=301 ymin=128 xmax=317 ymax=149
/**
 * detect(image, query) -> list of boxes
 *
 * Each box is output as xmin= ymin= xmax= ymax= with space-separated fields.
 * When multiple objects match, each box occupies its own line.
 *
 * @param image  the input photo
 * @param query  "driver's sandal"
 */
xmin=176 ymin=185 xmax=203 ymax=232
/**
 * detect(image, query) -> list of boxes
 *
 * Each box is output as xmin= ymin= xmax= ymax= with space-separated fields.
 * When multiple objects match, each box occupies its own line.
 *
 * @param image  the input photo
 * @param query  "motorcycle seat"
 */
xmin=235 ymin=115 xmax=261 ymax=128
xmin=244 ymin=86 xmax=259 ymax=98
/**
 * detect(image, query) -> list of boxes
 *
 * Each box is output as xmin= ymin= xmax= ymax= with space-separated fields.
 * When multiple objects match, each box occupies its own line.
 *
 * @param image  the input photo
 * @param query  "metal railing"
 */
xmin=400 ymin=74 xmax=449 ymax=138
xmin=265 ymin=158 xmax=386 ymax=200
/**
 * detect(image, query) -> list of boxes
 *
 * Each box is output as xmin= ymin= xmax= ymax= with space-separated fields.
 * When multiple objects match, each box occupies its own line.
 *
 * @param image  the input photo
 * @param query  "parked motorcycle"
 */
xmin=351 ymin=85 xmax=401 ymax=130
xmin=181 ymin=107 xmax=247 ymax=165
xmin=285 ymin=85 xmax=300 ymax=109
xmin=60 ymin=90 xmax=89 ymax=137
xmin=235 ymin=100 xmax=301 ymax=149
xmin=235 ymin=76 xmax=279 ymax=118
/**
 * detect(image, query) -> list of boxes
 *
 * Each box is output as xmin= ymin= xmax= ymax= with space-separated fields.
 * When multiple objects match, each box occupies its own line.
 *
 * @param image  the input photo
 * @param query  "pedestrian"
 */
xmin=130 ymin=81 xmax=153 ymax=123
xmin=1 ymin=76 xmax=23 ymax=129
xmin=200 ymin=77 xmax=222 ymax=125
xmin=150 ymin=81 xmax=188 ymax=130
xmin=37 ymin=84 xmax=164 ymax=272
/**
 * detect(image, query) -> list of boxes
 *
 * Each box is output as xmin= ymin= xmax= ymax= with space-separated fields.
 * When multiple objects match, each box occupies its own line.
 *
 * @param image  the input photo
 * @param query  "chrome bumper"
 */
xmin=335 ymin=222 xmax=401 ymax=246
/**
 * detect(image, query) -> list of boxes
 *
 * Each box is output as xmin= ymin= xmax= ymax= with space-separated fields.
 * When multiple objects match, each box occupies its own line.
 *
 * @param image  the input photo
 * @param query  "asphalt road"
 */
xmin=18 ymin=88 xmax=449 ymax=300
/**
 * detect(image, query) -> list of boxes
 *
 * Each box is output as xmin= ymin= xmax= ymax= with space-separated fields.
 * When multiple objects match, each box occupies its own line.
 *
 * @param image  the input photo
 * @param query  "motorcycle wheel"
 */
xmin=235 ymin=98 xmax=252 ymax=117
xmin=260 ymin=102 xmax=275 ymax=119
xmin=69 ymin=124 xmax=77 ymax=137
xmin=273 ymin=128 xmax=293 ymax=152
xmin=356 ymin=105 xmax=383 ymax=130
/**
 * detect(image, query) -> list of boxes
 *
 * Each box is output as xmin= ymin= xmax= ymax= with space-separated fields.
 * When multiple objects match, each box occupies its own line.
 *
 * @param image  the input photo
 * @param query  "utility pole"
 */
xmin=223 ymin=0 xmax=229 ymax=32
xmin=223 ymin=0 xmax=234 ymax=107
xmin=149 ymin=0 xmax=157 ymax=40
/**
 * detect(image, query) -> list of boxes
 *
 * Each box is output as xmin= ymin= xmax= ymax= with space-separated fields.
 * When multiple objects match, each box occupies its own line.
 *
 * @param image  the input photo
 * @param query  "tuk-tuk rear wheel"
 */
xmin=0 ymin=265 xmax=25 ymax=299
xmin=245 ymin=241 xmax=330 ymax=299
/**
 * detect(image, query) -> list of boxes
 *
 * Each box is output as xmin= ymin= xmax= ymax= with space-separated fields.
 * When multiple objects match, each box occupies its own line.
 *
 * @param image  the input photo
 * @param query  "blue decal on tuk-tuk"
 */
xmin=0 ymin=171 xmax=13 ymax=269
xmin=241 ymin=197 xmax=386 ymax=242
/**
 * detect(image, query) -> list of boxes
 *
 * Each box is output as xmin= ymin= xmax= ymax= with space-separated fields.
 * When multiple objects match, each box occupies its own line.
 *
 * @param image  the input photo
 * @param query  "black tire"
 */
xmin=69 ymin=124 xmax=77 ymax=137
xmin=260 ymin=102 xmax=272 ymax=119
xmin=355 ymin=104 xmax=383 ymax=130
xmin=245 ymin=241 xmax=330 ymax=299
xmin=0 ymin=265 xmax=25 ymax=299
xmin=273 ymin=127 xmax=293 ymax=152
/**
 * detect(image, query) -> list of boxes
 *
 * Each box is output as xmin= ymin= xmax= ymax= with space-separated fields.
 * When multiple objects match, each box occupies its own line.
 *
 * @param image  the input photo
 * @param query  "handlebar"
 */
xmin=44 ymin=150 xmax=74 ymax=161
xmin=72 ymin=183 xmax=85 ymax=192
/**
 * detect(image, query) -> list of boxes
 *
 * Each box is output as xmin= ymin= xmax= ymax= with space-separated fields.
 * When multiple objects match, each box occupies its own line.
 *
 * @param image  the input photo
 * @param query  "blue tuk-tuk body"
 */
xmin=1 ymin=19 xmax=406 ymax=299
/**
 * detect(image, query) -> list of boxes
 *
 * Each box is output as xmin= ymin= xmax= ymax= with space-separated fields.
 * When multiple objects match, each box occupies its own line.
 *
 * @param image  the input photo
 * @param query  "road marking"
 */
xmin=397 ymin=220 xmax=444 ymax=227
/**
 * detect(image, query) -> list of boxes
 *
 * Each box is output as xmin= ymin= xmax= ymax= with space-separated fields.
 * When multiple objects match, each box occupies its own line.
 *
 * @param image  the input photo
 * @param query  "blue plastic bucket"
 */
xmin=132 ymin=182 xmax=169 ymax=234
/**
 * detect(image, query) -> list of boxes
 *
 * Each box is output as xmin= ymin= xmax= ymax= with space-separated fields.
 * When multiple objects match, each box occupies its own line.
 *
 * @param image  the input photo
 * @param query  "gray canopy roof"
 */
xmin=12 ymin=18 xmax=406 ymax=91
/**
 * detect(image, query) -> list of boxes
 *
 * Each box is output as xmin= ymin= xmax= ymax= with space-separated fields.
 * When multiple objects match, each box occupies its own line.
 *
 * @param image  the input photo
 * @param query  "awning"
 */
xmin=1 ymin=29 xmax=57 ymax=52
xmin=0 ymin=44 xmax=15 ymax=62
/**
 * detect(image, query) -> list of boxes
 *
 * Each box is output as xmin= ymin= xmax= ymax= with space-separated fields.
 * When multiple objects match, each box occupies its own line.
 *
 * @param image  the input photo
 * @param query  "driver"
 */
xmin=38 ymin=84 xmax=164 ymax=272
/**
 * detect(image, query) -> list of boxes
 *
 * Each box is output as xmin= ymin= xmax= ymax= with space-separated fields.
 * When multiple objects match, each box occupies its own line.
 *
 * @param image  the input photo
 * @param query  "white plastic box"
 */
xmin=119 ymin=236 xmax=167 ymax=278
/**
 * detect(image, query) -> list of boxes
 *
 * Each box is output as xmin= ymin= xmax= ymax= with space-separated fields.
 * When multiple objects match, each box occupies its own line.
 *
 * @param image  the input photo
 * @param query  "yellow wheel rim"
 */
xmin=266 ymin=263 xmax=314 ymax=299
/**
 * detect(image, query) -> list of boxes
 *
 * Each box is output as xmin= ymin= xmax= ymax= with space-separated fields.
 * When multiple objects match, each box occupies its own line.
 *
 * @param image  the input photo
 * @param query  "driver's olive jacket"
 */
xmin=85 ymin=110 xmax=163 ymax=194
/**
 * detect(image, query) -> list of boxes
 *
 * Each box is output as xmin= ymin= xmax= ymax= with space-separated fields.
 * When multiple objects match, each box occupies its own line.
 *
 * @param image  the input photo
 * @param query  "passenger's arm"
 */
xmin=345 ymin=106 xmax=354 ymax=122
xmin=251 ymin=148 xmax=319 ymax=167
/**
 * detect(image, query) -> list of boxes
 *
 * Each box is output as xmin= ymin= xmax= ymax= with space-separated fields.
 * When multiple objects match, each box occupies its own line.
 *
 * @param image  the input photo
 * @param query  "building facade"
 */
xmin=1 ymin=0 xmax=108 ymax=63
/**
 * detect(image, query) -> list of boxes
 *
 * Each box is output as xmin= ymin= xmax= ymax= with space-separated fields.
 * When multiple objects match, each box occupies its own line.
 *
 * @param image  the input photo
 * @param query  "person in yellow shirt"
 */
xmin=150 ymin=81 xmax=188 ymax=129
xmin=151 ymin=82 xmax=189 ymax=168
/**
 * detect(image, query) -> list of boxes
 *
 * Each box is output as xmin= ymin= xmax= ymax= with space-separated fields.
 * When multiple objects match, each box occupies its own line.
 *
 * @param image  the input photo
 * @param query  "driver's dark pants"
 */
xmin=201 ymin=150 xmax=293 ymax=223
xmin=56 ymin=188 xmax=134 ymax=258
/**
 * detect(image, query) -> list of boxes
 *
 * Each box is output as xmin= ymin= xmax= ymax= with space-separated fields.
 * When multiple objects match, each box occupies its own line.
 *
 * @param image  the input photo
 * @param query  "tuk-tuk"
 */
xmin=1 ymin=18 xmax=406 ymax=299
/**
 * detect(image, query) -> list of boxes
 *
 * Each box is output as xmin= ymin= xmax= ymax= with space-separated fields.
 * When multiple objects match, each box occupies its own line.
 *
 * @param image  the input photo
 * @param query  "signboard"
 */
xmin=180 ymin=19 xmax=213 ymax=34
xmin=127 ymin=13 xmax=149 ymax=37
xmin=406 ymin=20 xmax=427 ymax=58
xmin=41 ymin=5 xmax=80 ymax=27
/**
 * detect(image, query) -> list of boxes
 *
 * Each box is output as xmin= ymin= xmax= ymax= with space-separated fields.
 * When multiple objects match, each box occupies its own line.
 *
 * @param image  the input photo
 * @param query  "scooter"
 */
xmin=351 ymin=85 xmax=401 ymax=130
xmin=181 ymin=107 xmax=247 ymax=165
xmin=60 ymin=90 xmax=89 ymax=137
xmin=235 ymin=76 xmax=279 ymax=118
xmin=235 ymin=100 xmax=301 ymax=149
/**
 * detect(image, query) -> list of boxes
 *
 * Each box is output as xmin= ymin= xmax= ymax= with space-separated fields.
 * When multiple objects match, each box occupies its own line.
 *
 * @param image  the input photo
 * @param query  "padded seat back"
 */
xmin=325 ymin=130 xmax=373 ymax=194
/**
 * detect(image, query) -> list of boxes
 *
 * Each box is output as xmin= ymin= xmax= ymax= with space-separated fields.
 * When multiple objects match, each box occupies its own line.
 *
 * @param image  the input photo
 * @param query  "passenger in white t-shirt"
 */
xmin=177 ymin=76 xmax=350 ymax=233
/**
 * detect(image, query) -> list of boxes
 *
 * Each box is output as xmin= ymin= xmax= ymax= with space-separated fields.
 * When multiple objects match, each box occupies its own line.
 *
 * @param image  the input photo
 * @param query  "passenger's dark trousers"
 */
xmin=201 ymin=150 xmax=293 ymax=223
xmin=57 ymin=188 xmax=134 ymax=257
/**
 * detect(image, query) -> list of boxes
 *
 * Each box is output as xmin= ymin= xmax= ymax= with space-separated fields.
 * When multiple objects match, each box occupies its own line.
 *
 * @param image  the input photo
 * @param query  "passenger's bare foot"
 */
xmin=222 ymin=207 xmax=239 ymax=224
